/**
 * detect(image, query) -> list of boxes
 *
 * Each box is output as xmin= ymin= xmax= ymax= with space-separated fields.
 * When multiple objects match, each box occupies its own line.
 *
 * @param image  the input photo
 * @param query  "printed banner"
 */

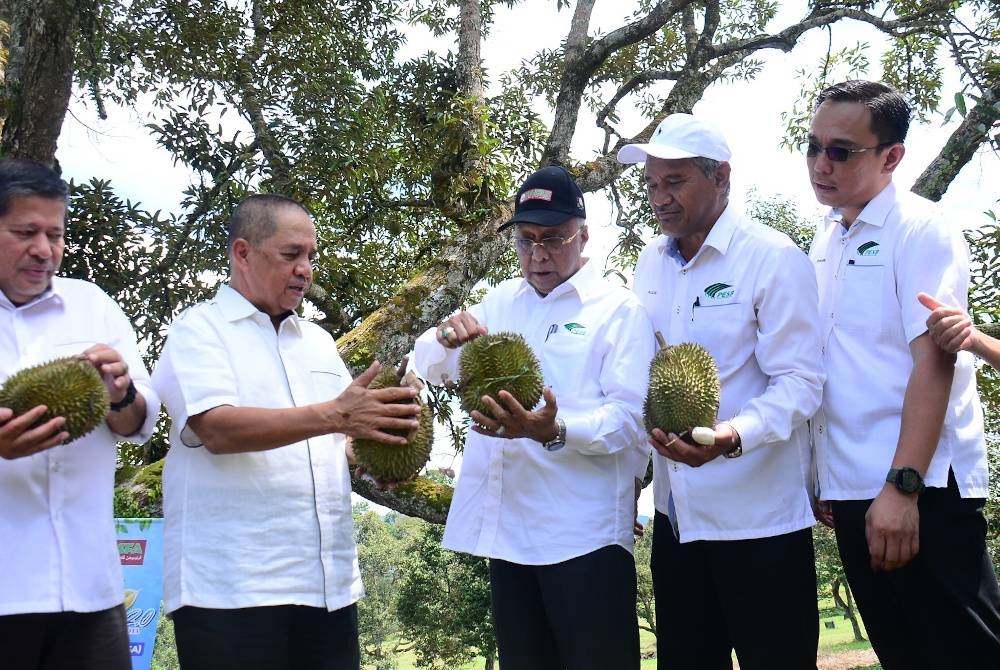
xmin=116 ymin=518 xmax=164 ymax=670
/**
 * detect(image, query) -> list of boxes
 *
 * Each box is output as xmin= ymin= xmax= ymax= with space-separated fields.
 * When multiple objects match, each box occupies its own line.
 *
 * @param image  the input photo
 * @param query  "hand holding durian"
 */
xmin=643 ymin=334 xmax=740 ymax=466
xmin=435 ymin=313 xmax=555 ymax=443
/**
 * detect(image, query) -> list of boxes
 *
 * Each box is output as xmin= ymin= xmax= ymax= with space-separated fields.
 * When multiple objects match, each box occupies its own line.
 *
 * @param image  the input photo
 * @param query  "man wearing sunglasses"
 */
xmin=413 ymin=165 xmax=655 ymax=670
xmin=807 ymin=80 xmax=1000 ymax=668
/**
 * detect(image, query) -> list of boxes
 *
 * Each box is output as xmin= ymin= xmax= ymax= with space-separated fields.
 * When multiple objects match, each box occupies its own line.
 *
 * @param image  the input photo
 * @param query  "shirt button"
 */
xmin=674 ymin=307 xmax=680 ymax=314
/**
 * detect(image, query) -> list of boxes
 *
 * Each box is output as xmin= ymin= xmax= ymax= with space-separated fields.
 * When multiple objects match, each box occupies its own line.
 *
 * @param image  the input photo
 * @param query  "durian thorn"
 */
xmin=654 ymin=331 xmax=668 ymax=350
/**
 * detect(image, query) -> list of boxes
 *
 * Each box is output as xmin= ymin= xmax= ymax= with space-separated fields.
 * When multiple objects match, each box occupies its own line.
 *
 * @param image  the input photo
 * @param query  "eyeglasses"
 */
xmin=804 ymin=140 xmax=893 ymax=162
xmin=513 ymin=227 xmax=584 ymax=254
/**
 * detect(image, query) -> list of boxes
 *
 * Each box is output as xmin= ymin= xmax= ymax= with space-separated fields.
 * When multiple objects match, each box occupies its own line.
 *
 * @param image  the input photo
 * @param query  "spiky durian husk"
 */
xmin=458 ymin=332 xmax=544 ymax=418
xmin=643 ymin=342 xmax=720 ymax=436
xmin=0 ymin=356 xmax=110 ymax=442
xmin=352 ymin=367 xmax=434 ymax=481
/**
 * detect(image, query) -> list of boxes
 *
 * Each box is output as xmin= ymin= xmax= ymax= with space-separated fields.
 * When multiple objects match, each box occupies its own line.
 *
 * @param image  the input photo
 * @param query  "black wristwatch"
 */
xmin=110 ymin=380 xmax=138 ymax=412
xmin=885 ymin=467 xmax=925 ymax=495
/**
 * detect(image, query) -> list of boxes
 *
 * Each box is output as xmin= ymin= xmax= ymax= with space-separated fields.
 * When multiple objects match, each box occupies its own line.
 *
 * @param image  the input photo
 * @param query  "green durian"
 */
xmin=352 ymin=366 xmax=435 ymax=481
xmin=0 ymin=356 xmax=110 ymax=442
xmin=977 ymin=322 xmax=1000 ymax=339
xmin=458 ymin=332 xmax=544 ymax=418
xmin=643 ymin=342 xmax=720 ymax=436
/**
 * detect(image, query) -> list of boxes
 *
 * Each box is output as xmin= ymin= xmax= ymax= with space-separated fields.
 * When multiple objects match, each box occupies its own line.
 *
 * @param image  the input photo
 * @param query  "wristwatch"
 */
xmin=885 ymin=467 xmax=925 ymax=495
xmin=110 ymin=380 xmax=138 ymax=412
xmin=542 ymin=418 xmax=566 ymax=452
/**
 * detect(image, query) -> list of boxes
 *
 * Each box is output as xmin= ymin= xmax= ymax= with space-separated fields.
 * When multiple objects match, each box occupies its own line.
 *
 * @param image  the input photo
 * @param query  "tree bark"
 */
xmin=0 ymin=0 xmax=94 ymax=166
xmin=912 ymin=79 xmax=1000 ymax=202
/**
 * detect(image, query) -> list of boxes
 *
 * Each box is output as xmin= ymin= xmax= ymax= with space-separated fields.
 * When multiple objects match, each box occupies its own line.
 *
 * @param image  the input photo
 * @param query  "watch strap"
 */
xmin=110 ymin=380 xmax=138 ymax=412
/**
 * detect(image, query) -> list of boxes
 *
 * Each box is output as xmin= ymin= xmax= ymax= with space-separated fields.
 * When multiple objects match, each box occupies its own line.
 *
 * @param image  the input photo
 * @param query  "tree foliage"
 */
xmin=395 ymin=523 xmax=496 ymax=669
xmin=0 ymin=0 xmax=996 ymax=519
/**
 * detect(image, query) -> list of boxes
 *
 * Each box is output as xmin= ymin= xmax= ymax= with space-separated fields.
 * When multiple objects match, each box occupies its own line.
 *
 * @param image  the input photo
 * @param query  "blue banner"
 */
xmin=116 ymin=518 xmax=164 ymax=670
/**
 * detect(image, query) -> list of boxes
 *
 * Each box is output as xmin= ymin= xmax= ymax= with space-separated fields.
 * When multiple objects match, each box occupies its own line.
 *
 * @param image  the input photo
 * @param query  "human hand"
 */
xmin=648 ymin=422 xmax=736 ymax=467
xmin=328 ymin=362 xmax=420 ymax=444
xmin=470 ymin=387 xmax=559 ymax=443
xmin=436 ymin=312 xmax=487 ymax=349
xmin=918 ymin=292 xmax=977 ymax=355
xmin=865 ymin=485 xmax=920 ymax=571
xmin=813 ymin=498 xmax=835 ymax=529
xmin=82 ymin=344 xmax=132 ymax=405
xmin=0 ymin=405 xmax=68 ymax=460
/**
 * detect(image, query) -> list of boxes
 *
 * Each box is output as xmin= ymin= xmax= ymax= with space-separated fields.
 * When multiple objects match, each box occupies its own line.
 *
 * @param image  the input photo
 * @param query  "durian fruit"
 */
xmin=352 ymin=365 xmax=434 ymax=481
xmin=643 ymin=342 xmax=720 ymax=437
xmin=458 ymin=332 xmax=544 ymax=418
xmin=0 ymin=356 xmax=110 ymax=442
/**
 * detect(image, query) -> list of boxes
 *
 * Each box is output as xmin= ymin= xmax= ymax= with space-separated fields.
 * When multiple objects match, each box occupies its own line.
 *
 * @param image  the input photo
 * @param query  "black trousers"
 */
xmin=0 ymin=604 xmax=131 ymax=670
xmin=489 ymin=544 xmax=640 ymax=670
xmin=831 ymin=472 xmax=1000 ymax=670
xmin=171 ymin=603 xmax=360 ymax=670
xmin=651 ymin=512 xmax=818 ymax=670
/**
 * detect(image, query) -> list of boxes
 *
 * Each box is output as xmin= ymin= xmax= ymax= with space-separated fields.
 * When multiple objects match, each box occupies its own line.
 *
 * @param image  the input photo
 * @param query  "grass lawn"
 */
xmin=363 ymin=612 xmax=877 ymax=670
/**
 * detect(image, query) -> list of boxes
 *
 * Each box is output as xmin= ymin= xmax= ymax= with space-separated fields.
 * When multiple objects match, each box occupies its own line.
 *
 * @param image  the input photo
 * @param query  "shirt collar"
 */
xmin=216 ymin=284 xmax=302 ymax=334
xmin=654 ymin=202 xmax=740 ymax=263
xmin=824 ymin=181 xmax=895 ymax=231
xmin=0 ymin=277 xmax=64 ymax=311
xmin=512 ymin=257 xmax=600 ymax=302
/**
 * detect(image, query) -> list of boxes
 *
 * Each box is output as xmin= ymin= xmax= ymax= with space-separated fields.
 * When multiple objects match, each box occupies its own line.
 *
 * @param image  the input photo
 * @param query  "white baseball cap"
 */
xmin=617 ymin=113 xmax=732 ymax=164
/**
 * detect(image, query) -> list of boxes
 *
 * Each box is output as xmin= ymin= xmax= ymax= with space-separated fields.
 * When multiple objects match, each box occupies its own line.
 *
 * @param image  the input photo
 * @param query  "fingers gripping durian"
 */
xmin=0 ymin=356 xmax=111 ymax=442
xmin=643 ymin=341 xmax=720 ymax=441
xmin=458 ymin=332 xmax=544 ymax=419
xmin=352 ymin=365 xmax=434 ymax=481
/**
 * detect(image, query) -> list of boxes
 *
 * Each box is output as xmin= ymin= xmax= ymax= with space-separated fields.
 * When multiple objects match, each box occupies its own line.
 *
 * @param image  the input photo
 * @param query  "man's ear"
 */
xmin=231 ymin=238 xmax=251 ymax=267
xmin=715 ymin=161 xmax=732 ymax=189
xmin=882 ymin=143 xmax=905 ymax=174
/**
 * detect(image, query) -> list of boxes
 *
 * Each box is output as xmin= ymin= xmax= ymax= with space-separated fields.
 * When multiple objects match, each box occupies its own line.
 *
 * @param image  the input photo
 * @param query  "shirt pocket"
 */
xmin=690 ymin=301 xmax=751 ymax=375
xmin=540 ymin=329 xmax=592 ymax=406
xmin=836 ymin=264 xmax=883 ymax=333
xmin=310 ymin=368 xmax=346 ymax=402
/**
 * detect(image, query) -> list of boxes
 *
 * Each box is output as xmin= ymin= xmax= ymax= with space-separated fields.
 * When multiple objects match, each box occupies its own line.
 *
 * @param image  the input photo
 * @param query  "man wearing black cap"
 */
xmin=413 ymin=165 xmax=655 ymax=669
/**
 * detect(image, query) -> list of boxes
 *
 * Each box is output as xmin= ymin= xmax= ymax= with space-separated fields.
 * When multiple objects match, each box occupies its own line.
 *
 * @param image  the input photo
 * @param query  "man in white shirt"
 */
xmin=618 ymin=114 xmax=825 ymax=670
xmin=807 ymin=79 xmax=1000 ymax=669
xmin=0 ymin=158 xmax=160 ymax=670
xmin=153 ymin=194 xmax=421 ymax=670
xmin=412 ymin=165 xmax=655 ymax=670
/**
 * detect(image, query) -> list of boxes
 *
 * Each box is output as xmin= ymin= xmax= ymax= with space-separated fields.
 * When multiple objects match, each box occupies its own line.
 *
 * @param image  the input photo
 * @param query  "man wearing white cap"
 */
xmin=618 ymin=114 xmax=825 ymax=670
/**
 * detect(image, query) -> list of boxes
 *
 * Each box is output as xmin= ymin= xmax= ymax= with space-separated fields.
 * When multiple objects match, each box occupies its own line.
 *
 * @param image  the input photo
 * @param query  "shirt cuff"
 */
xmin=725 ymin=414 xmax=762 ymax=454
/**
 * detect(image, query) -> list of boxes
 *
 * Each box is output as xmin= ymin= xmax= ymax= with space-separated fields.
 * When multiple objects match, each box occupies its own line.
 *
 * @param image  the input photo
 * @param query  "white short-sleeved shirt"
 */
xmin=413 ymin=259 xmax=655 ymax=565
xmin=153 ymin=285 xmax=363 ymax=613
xmin=810 ymin=181 xmax=987 ymax=500
xmin=0 ymin=278 xmax=160 ymax=615
xmin=633 ymin=205 xmax=825 ymax=542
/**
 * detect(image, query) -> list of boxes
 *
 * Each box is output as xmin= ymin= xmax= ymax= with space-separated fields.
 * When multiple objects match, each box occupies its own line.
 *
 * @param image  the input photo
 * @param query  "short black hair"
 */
xmin=815 ymin=80 xmax=912 ymax=145
xmin=227 ymin=194 xmax=309 ymax=252
xmin=0 ymin=158 xmax=69 ymax=216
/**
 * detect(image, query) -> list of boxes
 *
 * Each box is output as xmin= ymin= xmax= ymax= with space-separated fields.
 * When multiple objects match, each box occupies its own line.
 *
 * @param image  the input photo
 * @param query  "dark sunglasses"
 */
xmin=804 ymin=140 xmax=894 ymax=162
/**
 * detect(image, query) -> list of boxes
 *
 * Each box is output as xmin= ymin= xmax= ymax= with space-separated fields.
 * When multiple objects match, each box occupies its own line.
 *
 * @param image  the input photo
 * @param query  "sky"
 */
xmin=56 ymin=1 xmax=999 ymax=518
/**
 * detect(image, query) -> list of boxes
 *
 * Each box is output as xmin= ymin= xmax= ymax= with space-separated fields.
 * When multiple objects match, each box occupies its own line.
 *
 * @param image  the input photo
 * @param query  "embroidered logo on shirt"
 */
xmin=857 ymin=241 xmax=880 ymax=256
xmin=703 ymin=282 xmax=735 ymax=299
xmin=564 ymin=322 xmax=587 ymax=336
